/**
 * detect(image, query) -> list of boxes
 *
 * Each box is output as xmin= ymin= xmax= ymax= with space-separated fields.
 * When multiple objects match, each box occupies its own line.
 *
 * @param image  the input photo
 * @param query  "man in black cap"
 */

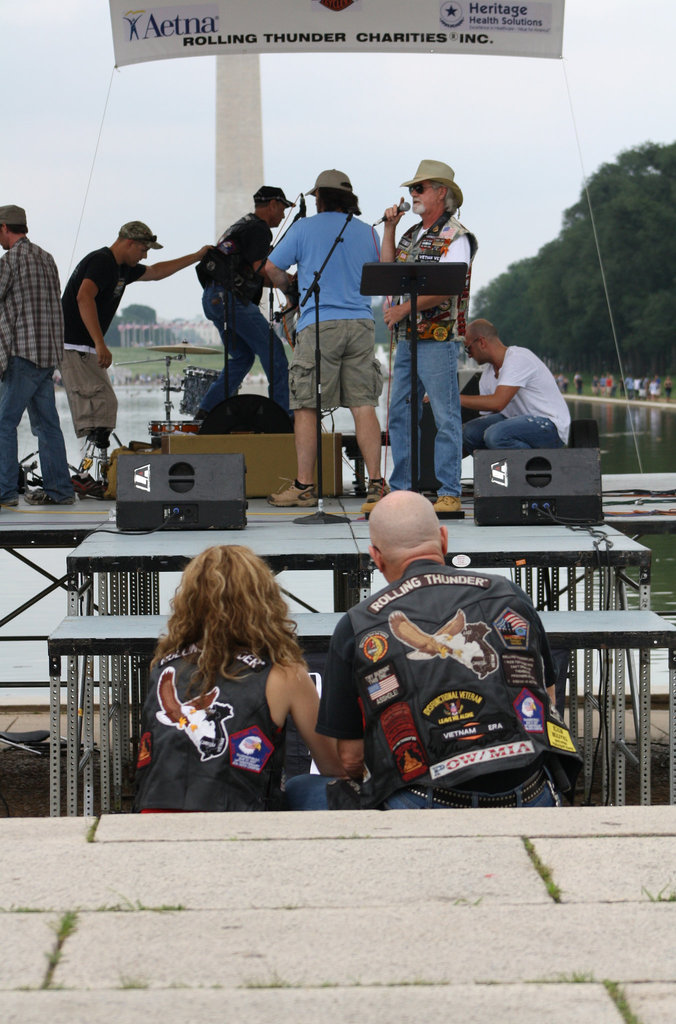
xmin=61 ymin=222 xmax=209 ymax=498
xmin=196 ymin=186 xmax=293 ymax=420
xmin=0 ymin=204 xmax=74 ymax=505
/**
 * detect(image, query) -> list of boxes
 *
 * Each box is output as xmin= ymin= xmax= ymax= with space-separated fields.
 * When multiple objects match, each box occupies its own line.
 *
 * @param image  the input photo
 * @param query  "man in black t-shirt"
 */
xmin=61 ymin=221 xmax=208 ymax=497
xmin=197 ymin=186 xmax=293 ymax=419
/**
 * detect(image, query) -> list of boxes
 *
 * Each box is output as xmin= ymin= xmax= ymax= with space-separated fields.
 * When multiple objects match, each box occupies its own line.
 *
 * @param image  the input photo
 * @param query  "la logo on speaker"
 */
xmin=133 ymin=464 xmax=151 ymax=492
xmin=490 ymin=460 xmax=508 ymax=487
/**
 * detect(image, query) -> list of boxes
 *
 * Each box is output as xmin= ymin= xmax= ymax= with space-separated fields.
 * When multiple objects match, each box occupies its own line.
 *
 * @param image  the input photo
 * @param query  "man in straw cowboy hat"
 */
xmin=377 ymin=159 xmax=477 ymax=516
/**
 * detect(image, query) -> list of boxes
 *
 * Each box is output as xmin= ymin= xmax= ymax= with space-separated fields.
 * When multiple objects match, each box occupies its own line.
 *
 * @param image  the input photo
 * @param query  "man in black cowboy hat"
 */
xmin=61 ymin=221 xmax=209 ymax=497
xmin=197 ymin=186 xmax=294 ymax=422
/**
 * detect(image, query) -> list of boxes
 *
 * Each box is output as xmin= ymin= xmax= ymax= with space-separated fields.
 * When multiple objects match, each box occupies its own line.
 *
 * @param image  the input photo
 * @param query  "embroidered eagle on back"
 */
xmin=156 ymin=666 xmax=234 ymax=761
xmin=388 ymin=609 xmax=498 ymax=679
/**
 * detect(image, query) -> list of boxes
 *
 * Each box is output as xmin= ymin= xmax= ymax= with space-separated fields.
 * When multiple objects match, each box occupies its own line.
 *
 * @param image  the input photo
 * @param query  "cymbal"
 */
xmin=146 ymin=343 xmax=217 ymax=355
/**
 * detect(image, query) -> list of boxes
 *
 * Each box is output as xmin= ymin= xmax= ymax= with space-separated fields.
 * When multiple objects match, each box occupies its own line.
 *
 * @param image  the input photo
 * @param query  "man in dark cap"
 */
xmin=61 ymin=222 xmax=208 ymax=497
xmin=0 ymin=204 xmax=74 ymax=505
xmin=196 ymin=186 xmax=294 ymax=421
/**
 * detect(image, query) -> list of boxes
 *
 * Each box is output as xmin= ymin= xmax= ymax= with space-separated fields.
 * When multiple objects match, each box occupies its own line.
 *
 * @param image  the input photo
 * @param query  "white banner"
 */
xmin=108 ymin=0 xmax=565 ymax=67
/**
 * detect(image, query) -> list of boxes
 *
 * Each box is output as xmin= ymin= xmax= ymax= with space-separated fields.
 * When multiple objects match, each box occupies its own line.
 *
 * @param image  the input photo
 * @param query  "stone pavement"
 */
xmin=2 ymin=808 xmax=676 ymax=1023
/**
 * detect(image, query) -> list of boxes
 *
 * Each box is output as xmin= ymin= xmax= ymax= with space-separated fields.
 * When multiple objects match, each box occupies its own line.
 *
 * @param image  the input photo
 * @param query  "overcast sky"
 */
xmin=2 ymin=1 xmax=674 ymax=323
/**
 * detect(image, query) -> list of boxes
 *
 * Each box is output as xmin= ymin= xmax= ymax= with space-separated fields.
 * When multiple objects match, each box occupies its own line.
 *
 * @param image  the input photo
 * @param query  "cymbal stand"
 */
xmin=160 ymin=353 xmax=186 ymax=423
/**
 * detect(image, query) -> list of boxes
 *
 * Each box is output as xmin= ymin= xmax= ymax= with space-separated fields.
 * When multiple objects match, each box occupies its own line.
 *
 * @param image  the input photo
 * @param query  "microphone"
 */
xmin=292 ymin=194 xmax=306 ymax=224
xmin=372 ymin=200 xmax=410 ymax=226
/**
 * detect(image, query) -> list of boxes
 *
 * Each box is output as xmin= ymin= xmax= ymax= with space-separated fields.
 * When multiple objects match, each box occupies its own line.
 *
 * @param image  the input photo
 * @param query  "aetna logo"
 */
xmin=122 ymin=6 xmax=219 ymax=42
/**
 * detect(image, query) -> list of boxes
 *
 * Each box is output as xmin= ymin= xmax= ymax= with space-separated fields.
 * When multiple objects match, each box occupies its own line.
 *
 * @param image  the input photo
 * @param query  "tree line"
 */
xmin=471 ymin=141 xmax=676 ymax=374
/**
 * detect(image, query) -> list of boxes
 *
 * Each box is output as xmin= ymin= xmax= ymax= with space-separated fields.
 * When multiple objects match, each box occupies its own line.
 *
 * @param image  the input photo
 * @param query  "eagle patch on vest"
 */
xmin=388 ymin=609 xmax=498 ymax=679
xmin=156 ymin=666 xmax=234 ymax=762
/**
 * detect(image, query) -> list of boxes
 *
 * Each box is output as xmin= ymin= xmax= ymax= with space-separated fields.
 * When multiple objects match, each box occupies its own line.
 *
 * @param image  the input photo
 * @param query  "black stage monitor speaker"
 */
xmin=116 ymin=453 xmax=246 ymax=531
xmin=200 ymin=395 xmax=292 ymax=435
xmin=473 ymin=449 xmax=602 ymax=526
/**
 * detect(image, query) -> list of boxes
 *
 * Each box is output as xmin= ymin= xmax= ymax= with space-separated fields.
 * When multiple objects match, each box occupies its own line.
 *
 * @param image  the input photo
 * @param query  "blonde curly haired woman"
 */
xmin=134 ymin=545 xmax=342 ymax=812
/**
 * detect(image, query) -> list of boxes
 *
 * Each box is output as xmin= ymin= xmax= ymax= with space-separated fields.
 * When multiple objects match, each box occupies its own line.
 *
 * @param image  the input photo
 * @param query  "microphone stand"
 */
xmin=267 ymin=287 xmax=275 ymax=402
xmin=359 ymin=261 xmax=467 ymax=516
xmin=294 ymin=211 xmax=353 ymax=526
xmin=267 ymin=196 xmax=305 ymax=406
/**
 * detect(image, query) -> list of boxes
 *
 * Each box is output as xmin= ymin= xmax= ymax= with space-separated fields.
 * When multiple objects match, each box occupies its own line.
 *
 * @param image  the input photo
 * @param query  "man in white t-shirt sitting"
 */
xmin=460 ymin=319 xmax=570 ymax=453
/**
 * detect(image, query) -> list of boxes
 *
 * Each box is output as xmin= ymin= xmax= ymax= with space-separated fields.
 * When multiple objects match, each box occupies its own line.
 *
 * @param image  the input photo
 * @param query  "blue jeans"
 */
xmin=388 ymin=338 xmax=462 ymax=496
xmin=285 ymin=769 xmax=562 ymax=810
xmin=285 ymin=773 xmax=332 ymax=811
xmin=201 ymin=285 xmax=290 ymax=414
xmin=383 ymin=771 xmax=562 ymax=809
xmin=463 ymin=412 xmax=564 ymax=455
xmin=0 ymin=357 xmax=74 ymax=502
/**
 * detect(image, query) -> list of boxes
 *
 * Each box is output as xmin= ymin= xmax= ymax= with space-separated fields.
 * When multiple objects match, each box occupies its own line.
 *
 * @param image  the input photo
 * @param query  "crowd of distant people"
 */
xmin=553 ymin=372 xmax=673 ymax=401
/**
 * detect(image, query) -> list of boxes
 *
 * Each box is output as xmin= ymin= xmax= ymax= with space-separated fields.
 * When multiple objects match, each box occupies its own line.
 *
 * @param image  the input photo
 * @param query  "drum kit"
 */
xmin=142 ymin=342 xmax=221 ymax=438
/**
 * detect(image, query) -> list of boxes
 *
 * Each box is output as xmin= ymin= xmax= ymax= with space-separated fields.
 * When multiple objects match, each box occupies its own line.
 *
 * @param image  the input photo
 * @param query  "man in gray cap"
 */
xmin=196 ymin=185 xmax=294 ymax=421
xmin=0 ymin=205 xmax=74 ymax=505
xmin=61 ymin=222 xmax=208 ymax=497
xmin=380 ymin=160 xmax=478 ymax=516
xmin=264 ymin=170 xmax=386 ymax=510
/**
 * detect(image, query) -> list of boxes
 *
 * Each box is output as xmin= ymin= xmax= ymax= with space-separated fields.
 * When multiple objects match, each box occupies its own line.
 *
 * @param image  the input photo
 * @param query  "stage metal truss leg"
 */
xmin=66 ymin=644 xmax=78 ymax=817
xmin=582 ymin=568 xmax=595 ymax=803
xmin=111 ymin=650 xmax=124 ymax=812
xmin=601 ymin=649 xmax=613 ymax=806
xmin=81 ymin=655 xmax=95 ymax=817
xmin=614 ymin=648 xmax=626 ymax=806
xmin=567 ymin=567 xmax=579 ymax=746
xmin=669 ymin=648 xmax=676 ymax=805
xmin=637 ymin=645 xmax=651 ymax=805
xmin=49 ymin=655 xmax=61 ymax=818
xmin=119 ymin=654 xmax=131 ymax=809
xmin=99 ymin=652 xmax=110 ymax=814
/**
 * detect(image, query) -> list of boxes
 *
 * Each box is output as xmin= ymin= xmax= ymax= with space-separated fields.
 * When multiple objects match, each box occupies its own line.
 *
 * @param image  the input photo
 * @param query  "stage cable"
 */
xmin=561 ymin=60 xmax=644 ymax=474
xmin=67 ymin=66 xmax=117 ymax=278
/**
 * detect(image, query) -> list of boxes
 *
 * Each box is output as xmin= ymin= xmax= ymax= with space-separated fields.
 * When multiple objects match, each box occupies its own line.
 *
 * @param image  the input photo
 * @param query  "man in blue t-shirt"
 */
xmin=61 ymin=221 xmax=208 ymax=497
xmin=264 ymin=170 xmax=387 ymax=511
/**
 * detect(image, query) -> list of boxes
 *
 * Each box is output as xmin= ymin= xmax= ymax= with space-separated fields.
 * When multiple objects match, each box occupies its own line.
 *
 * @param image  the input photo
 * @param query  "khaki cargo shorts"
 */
xmin=60 ymin=349 xmax=118 ymax=437
xmin=289 ymin=319 xmax=383 ymax=411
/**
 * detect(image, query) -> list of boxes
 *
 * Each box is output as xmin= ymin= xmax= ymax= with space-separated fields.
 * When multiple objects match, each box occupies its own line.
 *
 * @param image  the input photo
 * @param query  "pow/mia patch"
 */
xmin=493 ymin=608 xmax=530 ymax=649
xmin=501 ymin=652 xmax=540 ymax=689
xmin=229 ymin=727 xmax=274 ymax=773
xmin=380 ymin=702 xmax=428 ymax=782
xmin=359 ymin=631 xmax=389 ymax=662
xmin=547 ymin=721 xmax=577 ymax=753
xmin=363 ymin=663 xmax=401 ymax=708
xmin=513 ymin=688 xmax=545 ymax=734
xmin=430 ymin=739 xmax=535 ymax=781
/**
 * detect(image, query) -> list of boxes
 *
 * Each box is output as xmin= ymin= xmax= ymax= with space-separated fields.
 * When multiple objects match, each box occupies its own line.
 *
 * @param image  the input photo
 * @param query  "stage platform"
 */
xmin=0 ymin=469 xmax=673 ymax=541
xmin=0 ymin=472 xmax=672 ymax=684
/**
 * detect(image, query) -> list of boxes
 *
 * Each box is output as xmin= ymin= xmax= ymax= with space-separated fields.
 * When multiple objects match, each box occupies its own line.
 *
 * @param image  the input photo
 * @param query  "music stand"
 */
xmin=360 ymin=262 xmax=467 ymax=498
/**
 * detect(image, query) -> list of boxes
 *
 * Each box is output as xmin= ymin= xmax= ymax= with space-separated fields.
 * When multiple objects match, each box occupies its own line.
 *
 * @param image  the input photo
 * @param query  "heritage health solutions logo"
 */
xmin=121 ymin=5 xmax=236 ymax=51
xmin=440 ymin=2 xmax=553 ymax=32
